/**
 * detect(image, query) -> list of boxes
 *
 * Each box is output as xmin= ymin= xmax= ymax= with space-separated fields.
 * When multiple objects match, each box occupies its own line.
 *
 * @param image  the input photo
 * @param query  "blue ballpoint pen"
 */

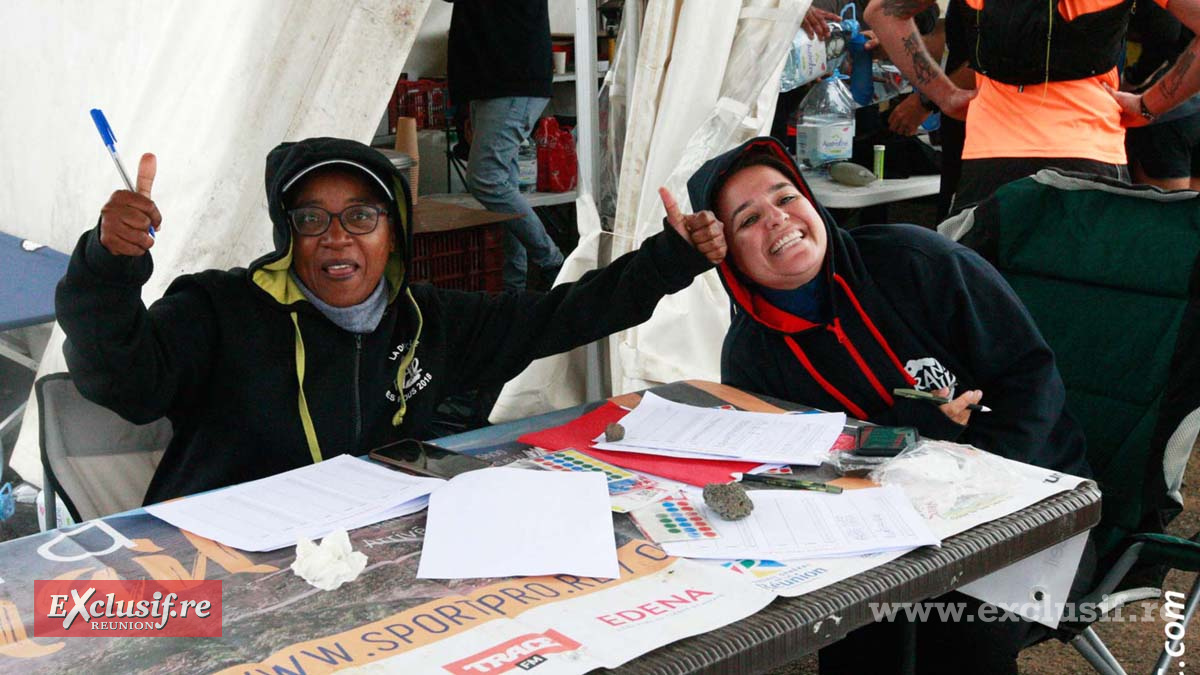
xmin=90 ymin=108 xmax=154 ymax=238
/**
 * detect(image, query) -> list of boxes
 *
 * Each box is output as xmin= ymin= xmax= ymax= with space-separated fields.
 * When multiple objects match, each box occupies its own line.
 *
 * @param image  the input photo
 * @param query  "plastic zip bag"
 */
xmin=868 ymin=440 xmax=1024 ymax=521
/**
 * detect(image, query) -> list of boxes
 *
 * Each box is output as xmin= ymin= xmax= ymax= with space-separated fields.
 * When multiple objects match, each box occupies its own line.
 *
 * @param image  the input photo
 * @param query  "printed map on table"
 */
xmin=0 ymin=508 xmax=772 ymax=675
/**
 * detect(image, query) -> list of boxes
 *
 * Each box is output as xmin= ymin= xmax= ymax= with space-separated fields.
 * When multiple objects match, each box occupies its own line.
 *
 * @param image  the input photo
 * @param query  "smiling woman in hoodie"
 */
xmin=56 ymin=137 xmax=723 ymax=505
xmin=681 ymin=137 xmax=1091 ymax=674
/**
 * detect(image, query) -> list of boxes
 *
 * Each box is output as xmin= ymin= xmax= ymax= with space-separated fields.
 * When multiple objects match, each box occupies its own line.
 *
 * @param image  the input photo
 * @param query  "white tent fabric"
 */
xmin=492 ymin=0 xmax=806 ymax=422
xmin=5 ymin=0 xmax=432 ymax=486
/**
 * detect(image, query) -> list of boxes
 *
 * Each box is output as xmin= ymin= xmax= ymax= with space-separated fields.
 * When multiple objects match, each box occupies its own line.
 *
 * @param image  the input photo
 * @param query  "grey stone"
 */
xmin=702 ymin=482 xmax=755 ymax=520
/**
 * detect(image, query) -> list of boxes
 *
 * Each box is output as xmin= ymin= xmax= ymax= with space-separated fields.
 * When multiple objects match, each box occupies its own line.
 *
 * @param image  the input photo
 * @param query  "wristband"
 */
xmin=1139 ymin=95 xmax=1158 ymax=122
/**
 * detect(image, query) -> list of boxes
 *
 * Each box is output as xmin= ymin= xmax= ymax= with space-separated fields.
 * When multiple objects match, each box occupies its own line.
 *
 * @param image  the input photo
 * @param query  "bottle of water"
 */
xmin=848 ymin=32 xmax=873 ymax=106
xmin=793 ymin=74 xmax=856 ymax=168
xmin=517 ymin=138 xmax=537 ymax=193
xmin=839 ymin=4 xmax=873 ymax=107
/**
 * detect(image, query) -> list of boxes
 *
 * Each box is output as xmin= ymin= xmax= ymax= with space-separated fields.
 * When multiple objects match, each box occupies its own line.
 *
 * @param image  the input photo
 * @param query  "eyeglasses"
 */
xmin=288 ymin=205 xmax=387 ymax=237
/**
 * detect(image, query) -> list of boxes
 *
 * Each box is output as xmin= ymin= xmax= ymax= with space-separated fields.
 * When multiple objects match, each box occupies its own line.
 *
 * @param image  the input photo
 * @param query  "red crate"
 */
xmin=409 ymin=222 xmax=505 ymax=293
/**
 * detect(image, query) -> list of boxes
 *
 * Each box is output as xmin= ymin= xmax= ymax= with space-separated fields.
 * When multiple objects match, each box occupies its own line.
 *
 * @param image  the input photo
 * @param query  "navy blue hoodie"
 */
xmin=689 ymin=138 xmax=1089 ymax=476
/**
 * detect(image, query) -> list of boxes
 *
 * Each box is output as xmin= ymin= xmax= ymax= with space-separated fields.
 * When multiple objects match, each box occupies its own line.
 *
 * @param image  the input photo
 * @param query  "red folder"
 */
xmin=517 ymin=402 xmax=760 ymax=487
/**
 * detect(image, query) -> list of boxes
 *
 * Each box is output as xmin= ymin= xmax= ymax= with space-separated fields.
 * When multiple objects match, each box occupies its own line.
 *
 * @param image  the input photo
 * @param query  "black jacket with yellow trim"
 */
xmin=57 ymin=137 xmax=712 ymax=504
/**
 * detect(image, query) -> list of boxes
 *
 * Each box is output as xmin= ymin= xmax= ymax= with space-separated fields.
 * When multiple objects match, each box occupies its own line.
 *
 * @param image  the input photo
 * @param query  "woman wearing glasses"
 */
xmin=56 ymin=137 xmax=724 ymax=504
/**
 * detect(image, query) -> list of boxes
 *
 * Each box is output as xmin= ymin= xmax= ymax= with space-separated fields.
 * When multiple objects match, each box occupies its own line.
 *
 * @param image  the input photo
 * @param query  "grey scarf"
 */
xmin=289 ymin=270 xmax=388 ymax=334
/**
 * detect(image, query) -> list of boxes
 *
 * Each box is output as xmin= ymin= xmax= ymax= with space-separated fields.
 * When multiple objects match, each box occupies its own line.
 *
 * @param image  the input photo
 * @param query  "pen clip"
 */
xmin=90 ymin=108 xmax=117 ymax=151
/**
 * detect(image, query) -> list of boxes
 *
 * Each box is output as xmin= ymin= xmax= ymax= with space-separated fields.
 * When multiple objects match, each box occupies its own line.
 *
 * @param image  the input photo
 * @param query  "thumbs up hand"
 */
xmin=99 ymin=153 xmax=161 ymax=257
xmin=659 ymin=187 xmax=726 ymax=265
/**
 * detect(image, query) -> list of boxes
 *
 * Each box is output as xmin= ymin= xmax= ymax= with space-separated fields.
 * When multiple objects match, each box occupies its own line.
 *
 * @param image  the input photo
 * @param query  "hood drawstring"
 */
xmin=783 ymin=335 xmax=870 ymax=419
xmin=391 ymin=288 xmax=424 ymax=427
xmin=289 ymin=289 xmax=422 ymax=466
xmin=778 ymin=274 xmax=916 ymax=420
xmin=831 ymin=274 xmax=916 ymax=386
xmin=290 ymin=312 xmax=323 ymax=464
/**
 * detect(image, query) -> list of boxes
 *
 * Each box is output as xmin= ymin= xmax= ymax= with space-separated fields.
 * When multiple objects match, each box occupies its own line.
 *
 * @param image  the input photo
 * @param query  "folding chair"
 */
xmin=945 ymin=170 xmax=1200 ymax=673
xmin=37 ymin=372 xmax=172 ymax=527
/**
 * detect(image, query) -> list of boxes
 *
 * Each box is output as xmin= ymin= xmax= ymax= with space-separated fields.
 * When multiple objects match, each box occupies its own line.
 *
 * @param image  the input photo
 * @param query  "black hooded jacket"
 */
xmin=57 ymin=137 xmax=712 ymax=504
xmin=690 ymin=138 xmax=1088 ymax=476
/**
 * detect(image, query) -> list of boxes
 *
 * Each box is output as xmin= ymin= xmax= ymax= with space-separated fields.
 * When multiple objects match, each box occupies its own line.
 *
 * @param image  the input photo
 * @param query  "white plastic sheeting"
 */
xmin=5 ymin=0 xmax=432 ymax=485
xmin=492 ymin=0 xmax=806 ymax=421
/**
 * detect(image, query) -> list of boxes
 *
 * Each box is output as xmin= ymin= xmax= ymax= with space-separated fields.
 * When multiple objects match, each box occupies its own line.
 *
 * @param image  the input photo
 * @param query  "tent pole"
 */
xmin=575 ymin=0 xmax=599 ymax=199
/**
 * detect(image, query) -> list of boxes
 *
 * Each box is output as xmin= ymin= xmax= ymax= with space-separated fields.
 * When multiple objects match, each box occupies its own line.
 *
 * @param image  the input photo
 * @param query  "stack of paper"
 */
xmin=145 ymin=455 xmax=445 ymax=552
xmin=593 ymin=393 xmax=845 ymax=466
xmin=517 ymin=401 xmax=770 ymax=487
xmin=660 ymin=486 xmax=939 ymax=560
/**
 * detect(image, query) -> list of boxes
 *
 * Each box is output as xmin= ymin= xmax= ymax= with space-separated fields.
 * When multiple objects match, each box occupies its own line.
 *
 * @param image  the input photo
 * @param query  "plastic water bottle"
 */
xmin=793 ymin=75 xmax=856 ymax=168
xmin=842 ymin=5 xmax=873 ymax=106
xmin=920 ymin=110 xmax=942 ymax=133
xmin=517 ymin=138 xmax=537 ymax=193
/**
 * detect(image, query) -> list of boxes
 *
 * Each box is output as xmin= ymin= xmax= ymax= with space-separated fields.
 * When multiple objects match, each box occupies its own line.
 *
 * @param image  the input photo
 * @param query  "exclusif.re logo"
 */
xmin=34 ymin=580 xmax=222 ymax=637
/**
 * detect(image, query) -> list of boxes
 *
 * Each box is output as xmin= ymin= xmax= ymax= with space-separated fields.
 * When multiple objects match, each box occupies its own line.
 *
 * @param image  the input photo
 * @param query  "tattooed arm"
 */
xmin=1109 ymin=0 xmax=1200 ymax=127
xmin=865 ymin=0 xmax=976 ymax=119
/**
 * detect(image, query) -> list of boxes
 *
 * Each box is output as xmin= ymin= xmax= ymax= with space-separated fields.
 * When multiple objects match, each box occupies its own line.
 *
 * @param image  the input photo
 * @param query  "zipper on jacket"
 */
xmin=826 ymin=319 xmax=895 ymax=406
xmin=353 ymin=335 xmax=362 ymax=448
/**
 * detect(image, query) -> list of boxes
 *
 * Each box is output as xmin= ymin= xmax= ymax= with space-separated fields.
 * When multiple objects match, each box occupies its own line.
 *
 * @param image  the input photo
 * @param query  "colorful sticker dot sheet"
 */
xmin=629 ymin=496 xmax=721 ymax=544
xmin=530 ymin=449 xmax=639 ymax=493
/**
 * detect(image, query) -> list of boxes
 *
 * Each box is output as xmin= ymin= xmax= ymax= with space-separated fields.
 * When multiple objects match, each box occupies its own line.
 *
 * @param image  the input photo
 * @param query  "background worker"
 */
xmin=1124 ymin=0 xmax=1200 ymax=190
xmin=446 ymin=0 xmax=564 ymax=290
xmin=867 ymin=0 xmax=1200 ymax=214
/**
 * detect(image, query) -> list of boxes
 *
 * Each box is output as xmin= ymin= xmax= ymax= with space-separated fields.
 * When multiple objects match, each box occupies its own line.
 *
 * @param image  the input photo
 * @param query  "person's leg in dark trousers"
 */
xmin=820 ymin=540 xmax=1097 ymax=674
xmin=819 ymin=617 xmax=906 ymax=674
xmin=467 ymin=96 xmax=564 ymax=291
xmin=952 ymin=157 xmax=1129 ymax=216
xmin=820 ymin=595 xmax=1040 ymax=675
xmin=936 ymin=115 xmax=966 ymax=221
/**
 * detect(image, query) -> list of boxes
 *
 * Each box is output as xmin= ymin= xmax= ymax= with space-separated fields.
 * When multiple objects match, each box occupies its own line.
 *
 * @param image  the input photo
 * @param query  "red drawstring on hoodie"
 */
xmin=831 ymin=274 xmax=915 ymax=385
xmin=778 ymin=274 xmax=916 ymax=420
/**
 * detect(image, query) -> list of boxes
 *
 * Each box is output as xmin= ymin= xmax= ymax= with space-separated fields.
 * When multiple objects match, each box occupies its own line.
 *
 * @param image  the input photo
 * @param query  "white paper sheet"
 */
xmin=593 ymin=392 xmax=844 ymax=465
xmin=661 ymin=486 xmax=939 ymax=560
xmin=417 ymin=467 xmax=619 ymax=580
xmin=145 ymin=455 xmax=444 ymax=552
xmin=959 ymin=531 xmax=1090 ymax=628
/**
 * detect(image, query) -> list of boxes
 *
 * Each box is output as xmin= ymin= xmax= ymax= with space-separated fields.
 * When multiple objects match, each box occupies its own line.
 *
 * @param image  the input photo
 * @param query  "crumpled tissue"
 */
xmin=290 ymin=530 xmax=368 ymax=591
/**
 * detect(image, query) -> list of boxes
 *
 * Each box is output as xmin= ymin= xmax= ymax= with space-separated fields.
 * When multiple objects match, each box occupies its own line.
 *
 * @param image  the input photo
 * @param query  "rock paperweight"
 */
xmin=605 ymin=422 xmax=625 ymax=442
xmin=702 ymin=482 xmax=754 ymax=521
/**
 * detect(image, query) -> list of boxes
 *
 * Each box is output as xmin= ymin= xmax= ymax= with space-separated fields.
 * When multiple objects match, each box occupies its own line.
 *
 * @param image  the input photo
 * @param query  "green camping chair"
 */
xmin=945 ymin=170 xmax=1200 ymax=674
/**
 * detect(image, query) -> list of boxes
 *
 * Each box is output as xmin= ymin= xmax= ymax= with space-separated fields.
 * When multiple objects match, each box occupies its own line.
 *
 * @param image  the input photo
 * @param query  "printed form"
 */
xmin=145 ymin=455 xmax=444 ymax=552
xmin=660 ymin=486 xmax=939 ymax=560
xmin=593 ymin=392 xmax=845 ymax=465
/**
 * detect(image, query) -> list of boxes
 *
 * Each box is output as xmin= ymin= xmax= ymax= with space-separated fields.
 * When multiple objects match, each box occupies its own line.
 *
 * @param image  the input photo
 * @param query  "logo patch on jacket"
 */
xmin=385 ymin=340 xmax=433 ymax=403
xmin=403 ymin=356 xmax=433 ymax=399
xmin=905 ymin=357 xmax=957 ymax=396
